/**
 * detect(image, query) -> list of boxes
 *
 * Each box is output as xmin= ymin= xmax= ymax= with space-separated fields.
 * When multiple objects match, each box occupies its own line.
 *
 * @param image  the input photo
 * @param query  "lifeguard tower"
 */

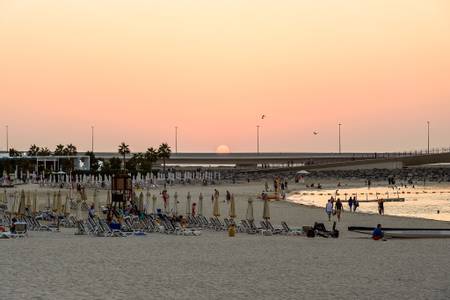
xmin=108 ymin=173 xmax=132 ymax=220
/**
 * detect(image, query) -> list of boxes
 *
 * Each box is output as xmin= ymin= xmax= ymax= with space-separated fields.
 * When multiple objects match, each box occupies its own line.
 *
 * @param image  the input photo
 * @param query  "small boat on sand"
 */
xmin=348 ymin=226 xmax=450 ymax=239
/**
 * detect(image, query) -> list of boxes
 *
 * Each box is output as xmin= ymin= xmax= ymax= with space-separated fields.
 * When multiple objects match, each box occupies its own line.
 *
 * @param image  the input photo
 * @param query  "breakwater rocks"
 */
xmin=228 ymin=168 xmax=450 ymax=183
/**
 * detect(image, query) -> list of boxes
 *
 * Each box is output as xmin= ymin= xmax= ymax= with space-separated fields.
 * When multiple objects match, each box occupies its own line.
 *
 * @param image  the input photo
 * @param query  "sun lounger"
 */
xmin=281 ymin=221 xmax=303 ymax=236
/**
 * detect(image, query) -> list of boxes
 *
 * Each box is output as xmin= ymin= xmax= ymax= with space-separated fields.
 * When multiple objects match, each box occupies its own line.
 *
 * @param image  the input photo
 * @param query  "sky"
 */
xmin=1 ymin=0 xmax=449 ymax=153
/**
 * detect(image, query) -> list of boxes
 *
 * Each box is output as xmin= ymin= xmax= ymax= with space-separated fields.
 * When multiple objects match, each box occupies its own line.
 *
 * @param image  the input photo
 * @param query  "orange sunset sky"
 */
xmin=1 ymin=1 xmax=449 ymax=153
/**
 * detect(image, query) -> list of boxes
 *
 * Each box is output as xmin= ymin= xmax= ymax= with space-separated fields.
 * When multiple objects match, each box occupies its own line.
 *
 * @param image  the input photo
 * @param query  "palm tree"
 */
xmin=144 ymin=147 xmax=159 ymax=175
xmin=27 ymin=144 xmax=40 ymax=156
xmin=64 ymin=144 xmax=77 ymax=156
xmin=9 ymin=148 xmax=22 ymax=157
xmin=118 ymin=142 xmax=130 ymax=170
xmin=37 ymin=147 xmax=51 ymax=156
xmin=54 ymin=144 xmax=65 ymax=156
xmin=157 ymin=143 xmax=171 ymax=182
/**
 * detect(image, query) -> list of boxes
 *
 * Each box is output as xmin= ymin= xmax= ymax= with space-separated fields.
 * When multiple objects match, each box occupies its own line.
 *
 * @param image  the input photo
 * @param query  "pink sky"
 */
xmin=1 ymin=1 xmax=449 ymax=153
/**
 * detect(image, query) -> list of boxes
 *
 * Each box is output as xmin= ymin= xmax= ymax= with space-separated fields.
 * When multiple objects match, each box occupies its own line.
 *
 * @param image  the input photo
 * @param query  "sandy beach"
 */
xmin=2 ymin=180 xmax=450 ymax=300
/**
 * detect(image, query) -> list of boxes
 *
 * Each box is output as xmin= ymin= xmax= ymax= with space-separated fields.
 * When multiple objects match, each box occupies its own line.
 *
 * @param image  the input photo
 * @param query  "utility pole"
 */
xmin=175 ymin=126 xmax=178 ymax=154
xmin=338 ymin=123 xmax=342 ymax=154
xmin=5 ymin=125 xmax=8 ymax=152
xmin=427 ymin=121 xmax=430 ymax=154
xmin=256 ymin=125 xmax=260 ymax=155
xmin=91 ymin=126 xmax=94 ymax=153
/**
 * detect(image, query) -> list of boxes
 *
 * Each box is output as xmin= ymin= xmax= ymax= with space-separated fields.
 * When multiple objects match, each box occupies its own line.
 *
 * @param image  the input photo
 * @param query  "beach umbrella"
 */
xmin=138 ymin=192 xmax=144 ymax=212
xmin=57 ymin=190 xmax=62 ymax=214
xmin=52 ymin=191 xmax=57 ymax=211
xmin=18 ymin=190 xmax=26 ymax=216
xmin=7 ymin=193 xmax=14 ymax=214
xmin=198 ymin=193 xmax=203 ymax=216
xmin=106 ymin=190 xmax=111 ymax=207
xmin=32 ymin=190 xmax=37 ymax=214
xmin=26 ymin=190 xmax=31 ymax=209
xmin=186 ymin=192 xmax=191 ymax=216
xmin=263 ymin=196 xmax=270 ymax=220
xmin=246 ymin=197 xmax=254 ymax=221
xmin=46 ymin=190 xmax=51 ymax=209
xmin=64 ymin=194 xmax=70 ymax=215
xmin=229 ymin=194 xmax=236 ymax=219
xmin=152 ymin=194 xmax=157 ymax=214
xmin=173 ymin=192 xmax=178 ymax=215
xmin=213 ymin=194 xmax=220 ymax=217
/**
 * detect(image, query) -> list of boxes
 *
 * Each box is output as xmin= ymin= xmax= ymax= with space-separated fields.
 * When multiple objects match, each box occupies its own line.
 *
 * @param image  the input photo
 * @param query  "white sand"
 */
xmin=1 ymin=181 xmax=450 ymax=299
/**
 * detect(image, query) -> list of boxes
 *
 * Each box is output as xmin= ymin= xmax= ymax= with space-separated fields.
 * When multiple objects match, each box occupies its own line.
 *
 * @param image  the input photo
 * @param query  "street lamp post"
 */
xmin=91 ymin=126 xmax=94 ymax=153
xmin=5 ymin=125 xmax=8 ymax=152
xmin=427 ymin=121 xmax=430 ymax=154
xmin=256 ymin=125 xmax=260 ymax=155
xmin=175 ymin=126 xmax=178 ymax=154
xmin=338 ymin=123 xmax=342 ymax=154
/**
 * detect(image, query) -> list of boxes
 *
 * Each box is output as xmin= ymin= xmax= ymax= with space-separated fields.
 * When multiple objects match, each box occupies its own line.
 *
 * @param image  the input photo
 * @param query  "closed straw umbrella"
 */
xmin=186 ymin=192 xmax=191 ymax=216
xmin=229 ymin=194 xmax=236 ymax=219
xmin=52 ymin=191 xmax=57 ymax=212
xmin=213 ymin=194 xmax=220 ymax=217
xmin=152 ymin=194 xmax=157 ymax=214
xmin=26 ymin=190 xmax=31 ymax=209
xmin=18 ymin=190 xmax=26 ymax=216
xmin=64 ymin=194 xmax=70 ymax=216
xmin=7 ymin=193 xmax=14 ymax=214
xmin=32 ymin=190 xmax=37 ymax=214
xmin=263 ymin=196 xmax=270 ymax=221
xmin=173 ymin=192 xmax=178 ymax=216
xmin=106 ymin=190 xmax=111 ymax=207
xmin=94 ymin=190 xmax=100 ymax=216
xmin=198 ymin=193 xmax=203 ymax=216
xmin=57 ymin=190 xmax=62 ymax=214
xmin=138 ymin=192 xmax=144 ymax=212
xmin=47 ymin=190 xmax=51 ymax=210
xmin=246 ymin=197 xmax=254 ymax=221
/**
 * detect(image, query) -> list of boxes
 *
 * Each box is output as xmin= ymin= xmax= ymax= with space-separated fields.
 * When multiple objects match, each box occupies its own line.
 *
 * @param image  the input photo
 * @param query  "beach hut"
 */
xmin=229 ymin=194 xmax=236 ymax=219
xmin=213 ymin=194 xmax=220 ymax=217
xmin=263 ymin=196 xmax=270 ymax=220
xmin=246 ymin=197 xmax=254 ymax=221
xmin=198 ymin=193 xmax=203 ymax=216
xmin=186 ymin=192 xmax=191 ymax=216
xmin=173 ymin=192 xmax=178 ymax=215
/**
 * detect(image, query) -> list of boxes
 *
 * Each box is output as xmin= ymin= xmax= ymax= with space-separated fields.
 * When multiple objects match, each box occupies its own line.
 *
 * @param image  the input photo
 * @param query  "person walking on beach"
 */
xmin=335 ymin=198 xmax=343 ymax=221
xmin=348 ymin=196 xmax=353 ymax=212
xmin=325 ymin=200 xmax=333 ymax=221
xmin=378 ymin=198 xmax=384 ymax=215
xmin=353 ymin=197 xmax=359 ymax=212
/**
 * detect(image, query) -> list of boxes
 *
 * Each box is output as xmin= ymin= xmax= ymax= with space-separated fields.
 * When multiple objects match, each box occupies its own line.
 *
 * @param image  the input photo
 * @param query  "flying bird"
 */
xmin=313 ymin=131 xmax=319 ymax=135
xmin=261 ymin=115 xmax=266 ymax=119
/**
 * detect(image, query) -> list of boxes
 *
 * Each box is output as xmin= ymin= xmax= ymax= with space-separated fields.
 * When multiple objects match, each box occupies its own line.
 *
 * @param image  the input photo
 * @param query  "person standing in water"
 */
xmin=378 ymin=198 xmax=384 ymax=215
xmin=335 ymin=198 xmax=343 ymax=221
xmin=325 ymin=200 xmax=333 ymax=221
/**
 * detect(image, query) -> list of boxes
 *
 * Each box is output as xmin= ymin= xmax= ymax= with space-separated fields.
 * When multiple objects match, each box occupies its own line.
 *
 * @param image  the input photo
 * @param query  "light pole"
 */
xmin=175 ymin=126 xmax=178 ymax=153
xmin=5 ymin=125 xmax=8 ymax=152
xmin=256 ymin=125 xmax=260 ymax=154
xmin=338 ymin=123 xmax=342 ymax=154
xmin=91 ymin=126 xmax=94 ymax=153
xmin=427 ymin=121 xmax=430 ymax=154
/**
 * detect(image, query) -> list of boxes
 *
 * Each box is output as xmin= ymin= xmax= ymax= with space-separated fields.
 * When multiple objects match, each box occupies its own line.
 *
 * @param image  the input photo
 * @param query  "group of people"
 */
xmin=325 ymin=197 xmax=344 ymax=221
xmin=347 ymin=196 xmax=360 ymax=212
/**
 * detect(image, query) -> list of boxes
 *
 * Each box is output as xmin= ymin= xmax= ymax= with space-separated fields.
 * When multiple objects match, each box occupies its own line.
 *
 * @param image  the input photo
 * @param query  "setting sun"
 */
xmin=216 ymin=145 xmax=231 ymax=154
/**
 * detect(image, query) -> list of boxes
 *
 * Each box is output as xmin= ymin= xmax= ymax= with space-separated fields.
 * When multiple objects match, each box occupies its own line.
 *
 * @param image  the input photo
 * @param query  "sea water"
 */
xmin=288 ymin=185 xmax=450 ymax=222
